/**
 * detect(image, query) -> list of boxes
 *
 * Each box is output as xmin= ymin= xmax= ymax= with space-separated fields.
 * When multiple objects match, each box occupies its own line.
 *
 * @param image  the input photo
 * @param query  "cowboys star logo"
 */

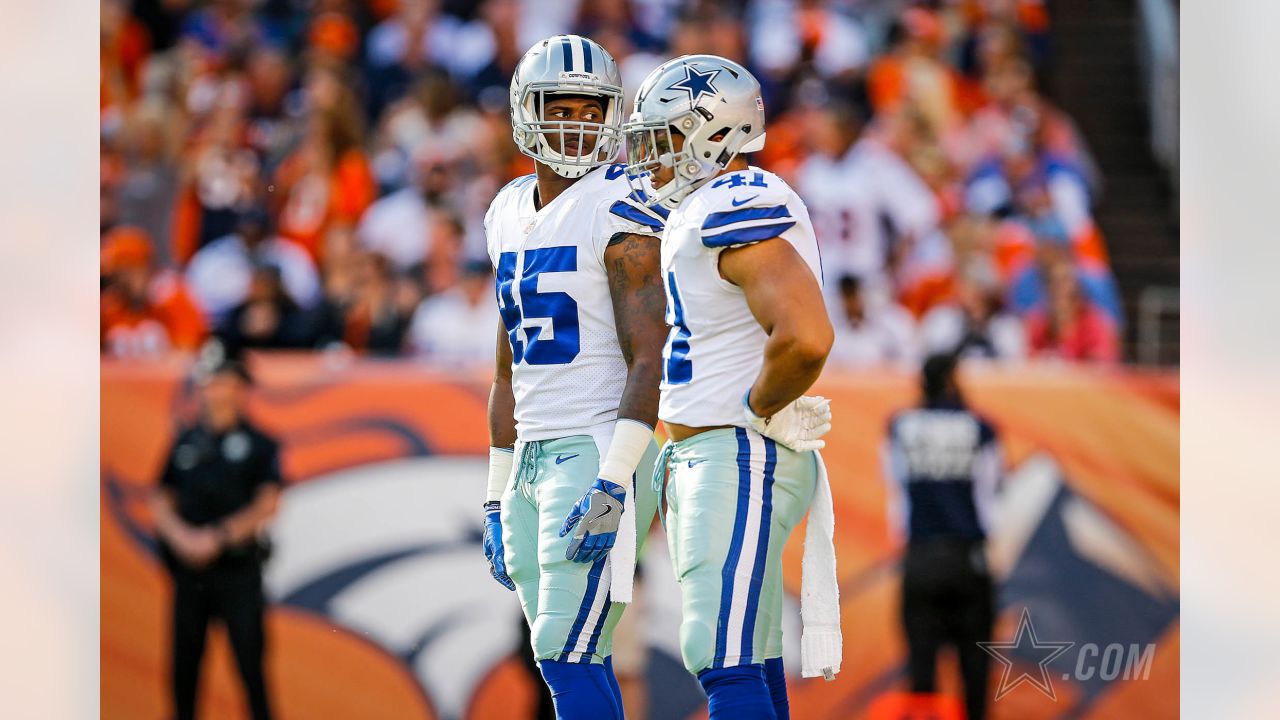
xmin=667 ymin=64 xmax=721 ymax=104
xmin=978 ymin=607 xmax=1074 ymax=701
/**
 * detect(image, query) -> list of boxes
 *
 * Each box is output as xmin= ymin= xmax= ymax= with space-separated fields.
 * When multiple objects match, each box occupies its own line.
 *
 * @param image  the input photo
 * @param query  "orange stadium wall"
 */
xmin=101 ymin=357 xmax=1179 ymax=720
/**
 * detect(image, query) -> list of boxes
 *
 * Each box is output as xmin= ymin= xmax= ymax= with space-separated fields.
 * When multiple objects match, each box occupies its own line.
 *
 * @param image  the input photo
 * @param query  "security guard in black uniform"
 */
xmin=151 ymin=359 xmax=281 ymax=720
xmin=883 ymin=354 xmax=1003 ymax=720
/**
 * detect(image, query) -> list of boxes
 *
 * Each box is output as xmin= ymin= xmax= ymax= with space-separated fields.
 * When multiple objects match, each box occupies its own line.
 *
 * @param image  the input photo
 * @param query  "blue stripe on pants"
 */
xmin=560 ymin=556 xmax=607 ymax=661
xmin=714 ymin=428 xmax=753 ymax=669
xmin=739 ymin=438 xmax=777 ymax=662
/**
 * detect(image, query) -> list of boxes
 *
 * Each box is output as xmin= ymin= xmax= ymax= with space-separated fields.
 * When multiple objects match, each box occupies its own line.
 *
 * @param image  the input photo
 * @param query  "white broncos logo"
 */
xmin=264 ymin=457 xmax=521 ymax=719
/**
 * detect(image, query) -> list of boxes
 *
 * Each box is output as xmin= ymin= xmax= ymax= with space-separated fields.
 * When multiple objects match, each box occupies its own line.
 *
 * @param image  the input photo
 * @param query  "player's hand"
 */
xmin=744 ymin=393 xmax=832 ymax=452
xmin=482 ymin=502 xmax=516 ymax=591
xmin=559 ymin=478 xmax=626 ymax=564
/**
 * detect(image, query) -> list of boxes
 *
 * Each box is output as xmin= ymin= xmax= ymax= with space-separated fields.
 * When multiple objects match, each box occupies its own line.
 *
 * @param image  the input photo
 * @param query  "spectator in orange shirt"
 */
xmin=101 ymin=0 xmax=151 ymax=118
xmin=273 ymin=64 xmax=375 ymax=264
xmin=101 ymin=226 xmax=208 ymax=357
xmin=1023 ymin=257 xmax=1119 ymax=363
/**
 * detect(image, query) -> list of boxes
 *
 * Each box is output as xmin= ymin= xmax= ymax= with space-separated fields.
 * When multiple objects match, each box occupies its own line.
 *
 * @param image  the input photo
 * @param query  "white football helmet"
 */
xmin=623 ymin=54 xmax=767 ymax=208
xmin=510 ymin=35 xmax=624 ymax=179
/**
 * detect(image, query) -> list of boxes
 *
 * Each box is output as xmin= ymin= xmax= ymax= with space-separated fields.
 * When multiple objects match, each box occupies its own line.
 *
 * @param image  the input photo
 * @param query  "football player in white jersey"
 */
xmin=623 ymin=55 xmax=843 ymax=719
xmin=479 ymin=35 xmax=669 ymax=720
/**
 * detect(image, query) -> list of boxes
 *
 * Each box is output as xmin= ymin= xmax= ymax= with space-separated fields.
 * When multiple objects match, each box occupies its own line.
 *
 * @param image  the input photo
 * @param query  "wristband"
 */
xmin=597 ymin=419 xmax=653 ymax=486
xmin=486 ymin=447 xmax=515 ymax=504
xmin=743 ymin=390 xmax=770 ymax=426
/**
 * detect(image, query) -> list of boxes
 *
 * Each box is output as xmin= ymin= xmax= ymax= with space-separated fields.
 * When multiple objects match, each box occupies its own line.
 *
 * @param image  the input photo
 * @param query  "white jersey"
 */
xmin=658 ymin=167 xmax=824 ymax=428
xmin=485 ymin=163 xmax=663 ymax=441
xmin=796 ymin=138 xmax=939 ymax=302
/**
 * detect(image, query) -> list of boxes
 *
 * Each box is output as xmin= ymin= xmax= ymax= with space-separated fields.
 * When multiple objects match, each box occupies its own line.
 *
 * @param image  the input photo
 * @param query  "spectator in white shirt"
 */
xmin=829 ymin=274 xmax=919 ymax=368
xmin=749 ymin=0 xmax=870 ymax=82
xmin=796 ymin=105 xmax=942 ymax=298
xmin=356 ymin=147 xmax=465 ymax=274
xmin=920 ymin=262 xmax=1026 ymax=361
xmin=185 ymin=207 xmax=320 ymax=324
xmin=407 ymin=260 xmax=496 ymax=365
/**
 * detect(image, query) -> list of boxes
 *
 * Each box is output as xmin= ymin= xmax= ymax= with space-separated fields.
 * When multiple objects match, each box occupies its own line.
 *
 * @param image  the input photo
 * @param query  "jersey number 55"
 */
xmin=496 ymin=247 xmax=581 ymax=365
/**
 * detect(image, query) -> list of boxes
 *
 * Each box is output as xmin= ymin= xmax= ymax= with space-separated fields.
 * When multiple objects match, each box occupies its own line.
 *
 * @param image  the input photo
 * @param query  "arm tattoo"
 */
xmin=605 ymin=232 xmax=666 ymax=426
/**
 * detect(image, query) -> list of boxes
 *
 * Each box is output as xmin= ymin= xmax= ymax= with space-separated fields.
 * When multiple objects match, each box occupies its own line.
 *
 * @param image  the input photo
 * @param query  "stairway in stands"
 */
xmin=1046 ymin=0 xmax=1179 ymax=364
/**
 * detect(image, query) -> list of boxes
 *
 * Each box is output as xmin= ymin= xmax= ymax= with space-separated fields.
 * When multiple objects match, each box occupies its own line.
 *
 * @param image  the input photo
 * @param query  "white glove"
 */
xmin=744 ymin=393 xmax=832 ymax=452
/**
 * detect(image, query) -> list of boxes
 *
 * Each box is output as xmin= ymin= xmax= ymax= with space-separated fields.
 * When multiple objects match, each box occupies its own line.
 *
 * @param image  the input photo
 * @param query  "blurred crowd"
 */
xmin=101 ymin=0 xmax=1125 ymax=367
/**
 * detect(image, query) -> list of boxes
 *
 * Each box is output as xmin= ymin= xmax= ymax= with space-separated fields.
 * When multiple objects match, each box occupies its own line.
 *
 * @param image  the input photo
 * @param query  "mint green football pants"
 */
xmin=659 ymin=426 xmax=818 ymax=674
xmin=501 ymin=434 xmax=660 ymax=664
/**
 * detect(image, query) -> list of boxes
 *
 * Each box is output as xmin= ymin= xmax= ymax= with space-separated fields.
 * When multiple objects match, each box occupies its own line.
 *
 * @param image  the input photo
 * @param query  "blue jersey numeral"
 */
xmin=496 ymin=253 xmax=525 ymax=363
xmin=663 ymin=271 xmax=693 ymax=384
xmin=711 ymin=171 xmax=768 ymax=189
xmin=495 ymin=247 xmax=581 ymax=365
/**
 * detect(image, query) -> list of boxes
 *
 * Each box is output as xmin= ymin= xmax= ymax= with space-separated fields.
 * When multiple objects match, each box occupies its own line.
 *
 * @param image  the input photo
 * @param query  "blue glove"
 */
xmin=559 ymin=478 xmax=627 ymax=564
xmin=482 ymin=501 xmax=515 ymax=591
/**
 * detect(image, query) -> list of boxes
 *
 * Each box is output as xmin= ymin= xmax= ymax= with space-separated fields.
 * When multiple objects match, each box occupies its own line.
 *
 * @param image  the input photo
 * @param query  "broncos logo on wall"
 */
xmin=102 ymin=357 xmax=1179 ymax=719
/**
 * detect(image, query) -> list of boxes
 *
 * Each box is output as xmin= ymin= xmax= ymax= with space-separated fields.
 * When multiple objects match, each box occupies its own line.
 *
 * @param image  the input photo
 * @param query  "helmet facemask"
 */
xmin=624 ymin=109 xmax=759 ymax=209
xmin=513 ymin=82 xmax=623 ymax=179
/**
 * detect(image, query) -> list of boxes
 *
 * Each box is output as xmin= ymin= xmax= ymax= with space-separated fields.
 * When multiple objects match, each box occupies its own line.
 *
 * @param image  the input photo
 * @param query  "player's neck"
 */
xmin=710 ymin=155 xmax=752 ymax=181
xmin=532 ymin=163 xmax=580 ymax=210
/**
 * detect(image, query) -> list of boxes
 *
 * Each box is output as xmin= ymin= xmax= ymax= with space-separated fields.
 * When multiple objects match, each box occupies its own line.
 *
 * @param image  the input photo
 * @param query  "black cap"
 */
xmin=922 ymin=353 xmax=957 ymax=403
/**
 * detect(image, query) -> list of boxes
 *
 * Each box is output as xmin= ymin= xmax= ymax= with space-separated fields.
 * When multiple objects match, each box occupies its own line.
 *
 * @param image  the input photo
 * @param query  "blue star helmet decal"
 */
xmin=667 ymin=64 xmax=721 ymax=104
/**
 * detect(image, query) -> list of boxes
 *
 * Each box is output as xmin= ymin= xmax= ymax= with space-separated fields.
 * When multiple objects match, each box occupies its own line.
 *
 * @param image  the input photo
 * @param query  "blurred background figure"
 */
xmin=883 ymin=354 xmax=1004 ymax=720
xmin=215 ymin=265 xmax=316 ymax=354
xmin=919 ymin=259 xmax=1026 ymax=360
xmin=1023 ymin=249 xmax=1121 ymax=363
xmin=185 ymin=205 xmax=320 ymax=326
xmin=150 ymin=358 xmax=283 ymax=720
xmin=312 ymin=250 xmax=412 ymax=355
xmin=828 ymin=274 xmax=918 ymax=368
xmin=101 ymin=225 xmax=208 ymax=357
xmin=406 ymin=258 xmax=495 ymax=363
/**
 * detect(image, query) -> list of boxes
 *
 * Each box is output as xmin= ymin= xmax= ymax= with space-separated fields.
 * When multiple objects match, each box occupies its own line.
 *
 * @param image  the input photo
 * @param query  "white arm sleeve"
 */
xmin=597 ymin=418 xmax=653 ymax=486
xmin=598 ymin=418 xmax=654 ymax=604
xmin=486 ymin=447 xmax=515 ymax=504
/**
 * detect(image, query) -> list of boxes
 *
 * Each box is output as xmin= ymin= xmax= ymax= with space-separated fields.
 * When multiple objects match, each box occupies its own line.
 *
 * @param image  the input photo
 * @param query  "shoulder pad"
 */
xmin=608 ymin=188 xmax=668 ymax=231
